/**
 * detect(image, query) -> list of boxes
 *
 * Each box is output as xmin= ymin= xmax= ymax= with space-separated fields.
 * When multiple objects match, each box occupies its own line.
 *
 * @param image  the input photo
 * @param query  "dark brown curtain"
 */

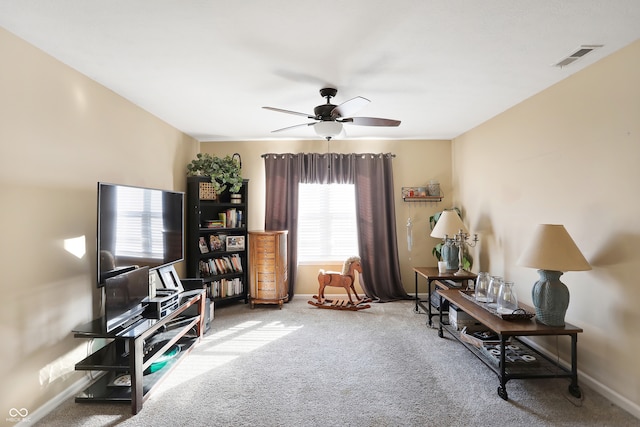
xmin=353 ymin=154 xmax=409 ymax=301
xmin=264 ymin=154 xmax=301 ymax=301
xmin=263 ymin=153 xmax=409 ymax=302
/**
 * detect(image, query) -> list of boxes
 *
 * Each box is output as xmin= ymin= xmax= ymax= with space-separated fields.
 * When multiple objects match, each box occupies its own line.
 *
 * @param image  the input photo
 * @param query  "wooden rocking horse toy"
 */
xmin=308 ymin=256 xmax=372 ymax=310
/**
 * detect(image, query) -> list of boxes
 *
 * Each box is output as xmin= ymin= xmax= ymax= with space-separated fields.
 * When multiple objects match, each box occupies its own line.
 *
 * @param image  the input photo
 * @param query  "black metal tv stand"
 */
xmin=72 ymin=290 xmax=205 ymax=414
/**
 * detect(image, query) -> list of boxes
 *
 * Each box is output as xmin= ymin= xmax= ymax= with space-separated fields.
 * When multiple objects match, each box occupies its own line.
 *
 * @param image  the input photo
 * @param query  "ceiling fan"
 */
xmin=263 ymin=87 xmax=401 ymax=140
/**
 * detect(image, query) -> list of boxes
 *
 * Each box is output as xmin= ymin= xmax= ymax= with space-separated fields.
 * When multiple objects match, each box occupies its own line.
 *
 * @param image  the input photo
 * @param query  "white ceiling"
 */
xmin=1 ymin=1 xmax=639 ymax=142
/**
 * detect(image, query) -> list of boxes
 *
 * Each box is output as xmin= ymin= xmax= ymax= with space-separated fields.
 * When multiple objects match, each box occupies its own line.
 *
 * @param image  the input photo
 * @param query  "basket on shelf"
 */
xmin=199 ymin=181 xmax=217 ymax=200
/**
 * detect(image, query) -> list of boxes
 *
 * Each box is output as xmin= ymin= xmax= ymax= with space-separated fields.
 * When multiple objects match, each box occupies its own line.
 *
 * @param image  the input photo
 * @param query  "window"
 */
xmin=297 ymin=183 xmax=359 ymax=262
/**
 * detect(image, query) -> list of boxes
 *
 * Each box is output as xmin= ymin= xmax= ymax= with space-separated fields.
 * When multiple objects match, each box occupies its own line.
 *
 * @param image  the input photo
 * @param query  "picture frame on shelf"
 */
xmin=226 ymin=235 xmax=245 ymax=251
xmin=158 ymin=265 xmax=184 ymax=292
xmin=209 ymin=234 xmax=223 ymax=251
xmin=198 ymin=237 xmax=209 ymax=253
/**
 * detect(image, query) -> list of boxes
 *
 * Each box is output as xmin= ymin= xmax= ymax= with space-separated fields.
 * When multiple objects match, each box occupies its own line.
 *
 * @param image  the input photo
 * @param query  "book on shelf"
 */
xmin=209 ymin=258 xmax=224 ymax=275
xmin=209 ymin=277 xmax=243 ymax=299
xmin=225 ymin=208 xmax=236 ymax=228
xmin=208 ymin=258 xmax=222 ymax=275
xmin=209 ymin=209 xmax=243 ymax=229
xmin=198 ymin=260 xmax=207 ymax=276
xmin=216 ymin=258 xmax=231 ymax=274
xmin=223 ymin=257 xmax=233 ymax=272
xmin=204 ymin=220 xmax=225 ymax=228
xmin=230 ymin=253 xmax=243 ymax=272
xmin=199 ymin=259 xmax=213 ymax=276
xmin=199 ymin=254 xmax=243 ymax=277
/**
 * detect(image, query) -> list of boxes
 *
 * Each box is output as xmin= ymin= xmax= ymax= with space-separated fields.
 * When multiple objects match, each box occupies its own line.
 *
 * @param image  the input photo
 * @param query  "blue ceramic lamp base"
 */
xmin=441 ymin=242 xmax=459 ymax=271
xmin=531 ymin=270 xmax=569 ymax=326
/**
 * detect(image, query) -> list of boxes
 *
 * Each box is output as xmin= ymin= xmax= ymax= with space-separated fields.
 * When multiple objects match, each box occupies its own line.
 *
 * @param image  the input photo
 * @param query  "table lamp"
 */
xmin=517 ymin=224 xmax=591 ymax=326
xmin=430 ymin=209 xmax=477 ymax=273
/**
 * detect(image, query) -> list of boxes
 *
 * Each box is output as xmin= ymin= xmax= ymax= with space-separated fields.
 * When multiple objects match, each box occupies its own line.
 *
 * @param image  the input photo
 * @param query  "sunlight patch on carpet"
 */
xmin=154 ymin=353 xmax=239 ymax=393
xmin=205 ymin=321 xmax=303 ymax=353
xmin=154 ymin=320 xmax=302 ymax=394
xmin=204 ymin=320 xmax=262 ymax=342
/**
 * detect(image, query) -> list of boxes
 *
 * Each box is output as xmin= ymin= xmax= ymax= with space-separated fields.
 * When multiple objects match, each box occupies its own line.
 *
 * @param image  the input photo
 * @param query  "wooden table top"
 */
xmin=437 ymin=287 xmax=583 ymax=336
xmin=413 ymin=266 xmax=477 ymax=280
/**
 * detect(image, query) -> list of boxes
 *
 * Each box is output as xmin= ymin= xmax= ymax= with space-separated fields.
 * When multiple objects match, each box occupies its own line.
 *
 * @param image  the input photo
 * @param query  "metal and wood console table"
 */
xmin=413 ymin=267 xmax=476 ymax=326
xmin=437 ymin=286 xmax=583 ymax=401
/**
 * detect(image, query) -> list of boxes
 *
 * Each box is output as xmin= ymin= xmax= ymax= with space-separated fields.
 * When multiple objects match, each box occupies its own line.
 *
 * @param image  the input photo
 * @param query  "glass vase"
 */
xmin=497 ymin=281 xmax=518 ymax=314
xmin=474 ymin=272 xmax=490 ymax=302
xmin=486 ymin=275 xmax=503 ymax=307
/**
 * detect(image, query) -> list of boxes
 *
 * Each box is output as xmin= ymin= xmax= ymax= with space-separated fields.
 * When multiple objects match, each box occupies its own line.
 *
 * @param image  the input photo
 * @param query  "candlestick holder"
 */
xmin=446 ymin=229 xmax=478 ymax=276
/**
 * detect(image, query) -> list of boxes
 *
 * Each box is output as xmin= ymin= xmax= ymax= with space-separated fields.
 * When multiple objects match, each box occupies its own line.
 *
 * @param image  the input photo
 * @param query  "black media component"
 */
xmin=144 ymin=290 xmax=180 ymax=319
xmin=104 ymin=266 xmax=150 ymax=333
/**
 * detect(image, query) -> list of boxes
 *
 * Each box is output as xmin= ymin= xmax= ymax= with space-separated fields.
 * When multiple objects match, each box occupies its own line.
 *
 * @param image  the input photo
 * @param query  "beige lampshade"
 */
xmin=430 ymin=210 xmax=469 ymax=238
xmin=517 ymin=224 xmax=591 ymax=272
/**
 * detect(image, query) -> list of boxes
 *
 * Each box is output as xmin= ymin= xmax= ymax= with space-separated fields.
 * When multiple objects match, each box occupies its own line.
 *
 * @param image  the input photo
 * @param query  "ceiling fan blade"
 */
xmin=331 ymin=96 xmax=370 ymax=118
xmin=340 ymin=117 xmax=401 ymax=127
xmin=271 ymin=122 xmax=316 ymax=133
xmin=263 ymin=106 xmax=315 ymax=119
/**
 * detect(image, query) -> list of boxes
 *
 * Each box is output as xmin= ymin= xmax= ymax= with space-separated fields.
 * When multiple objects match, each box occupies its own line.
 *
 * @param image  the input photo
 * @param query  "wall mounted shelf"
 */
xmin=401 ymin=186 xmax=442 ymax=202
xmin=403 ymin=196 xmax=443 ymax=202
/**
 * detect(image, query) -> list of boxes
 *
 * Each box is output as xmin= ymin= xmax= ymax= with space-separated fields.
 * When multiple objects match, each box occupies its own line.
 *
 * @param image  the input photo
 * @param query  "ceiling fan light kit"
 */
xmin=314 ymin=121 xmax=343 ymax=139
xmin=263 ymin=87 xmax=400 ymax=140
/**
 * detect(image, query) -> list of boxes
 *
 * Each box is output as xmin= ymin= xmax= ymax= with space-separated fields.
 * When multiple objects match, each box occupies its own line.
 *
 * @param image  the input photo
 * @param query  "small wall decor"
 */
xmin=427 ymin=180 xmax=440 ymax=196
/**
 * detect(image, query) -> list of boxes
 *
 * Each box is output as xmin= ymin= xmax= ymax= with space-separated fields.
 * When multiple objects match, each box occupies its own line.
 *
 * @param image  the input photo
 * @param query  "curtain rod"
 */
xmin=261 ymin=153 xmax=396 ymax=158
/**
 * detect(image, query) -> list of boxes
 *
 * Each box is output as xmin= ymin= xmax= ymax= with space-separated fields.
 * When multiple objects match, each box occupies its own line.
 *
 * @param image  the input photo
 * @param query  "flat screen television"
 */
xmin=97 ymin=182 xmax=184 ymax=286
xmin=104 ymin=266 xmax=150 ymax=332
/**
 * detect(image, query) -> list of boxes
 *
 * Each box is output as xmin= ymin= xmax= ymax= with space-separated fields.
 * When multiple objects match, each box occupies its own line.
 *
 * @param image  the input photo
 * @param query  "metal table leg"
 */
xmin=497 ymin=335 xmax=509 ymax=400
xmin=438 ymin=296 xmax=444 ymax=338
xmin=414 ymin=271 xmax=419 ymax=313
xmin=568 ymin=333 xmax=582 ymax=398
xmin=427 ymin=279 xmax=433 ymax=326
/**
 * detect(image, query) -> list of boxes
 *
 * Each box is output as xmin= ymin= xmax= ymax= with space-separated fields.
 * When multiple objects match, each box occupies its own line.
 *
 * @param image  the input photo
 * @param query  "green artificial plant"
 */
xmin=429 ymin=207 xmax=474 ymax=270
xmin=187 ymin=152 xmax=243 ymax=194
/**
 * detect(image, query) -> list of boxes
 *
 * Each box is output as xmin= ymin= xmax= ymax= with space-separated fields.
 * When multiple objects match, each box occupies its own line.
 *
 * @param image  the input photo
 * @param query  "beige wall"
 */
xmin=0 ymin=28 xmax=199 ymax=418
xmin=453 ymin=40 xmax=640 ymax=417
xmin=200 ymin=139 xmax=453 ymax=296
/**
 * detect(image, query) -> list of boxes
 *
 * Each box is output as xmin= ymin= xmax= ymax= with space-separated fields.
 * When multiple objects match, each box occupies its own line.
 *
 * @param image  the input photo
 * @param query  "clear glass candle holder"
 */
xmin=474 ymin=272 xmax=490 ymax=302
xmin=486 ymin=275 xmax=503 ymax=307
xmin=497 ymin=281 xmax=518 ymax=314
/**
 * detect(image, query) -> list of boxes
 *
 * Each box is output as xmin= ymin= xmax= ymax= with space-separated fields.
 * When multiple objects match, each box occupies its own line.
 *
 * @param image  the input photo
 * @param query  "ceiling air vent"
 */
xmin=553 ymin=44 xmax=603 ymax=68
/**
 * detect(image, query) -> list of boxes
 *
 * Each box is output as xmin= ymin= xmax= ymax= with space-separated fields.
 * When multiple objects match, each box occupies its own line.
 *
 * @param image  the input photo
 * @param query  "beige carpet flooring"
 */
xmin=35 ymin=297 xmax=638 ymax=426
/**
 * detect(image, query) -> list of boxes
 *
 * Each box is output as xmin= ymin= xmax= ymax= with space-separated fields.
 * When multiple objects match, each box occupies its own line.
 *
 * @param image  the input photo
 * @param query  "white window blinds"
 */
xmin=297 ymin=183 xmax=359 ymax=262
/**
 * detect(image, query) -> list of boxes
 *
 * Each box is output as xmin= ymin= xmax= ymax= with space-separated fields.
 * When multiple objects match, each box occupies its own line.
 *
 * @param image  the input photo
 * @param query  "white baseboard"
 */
xmin=17 ymin=375 xmax=92 ymax=426
xmin=519 ymin=337 xmax=640 ymax=419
